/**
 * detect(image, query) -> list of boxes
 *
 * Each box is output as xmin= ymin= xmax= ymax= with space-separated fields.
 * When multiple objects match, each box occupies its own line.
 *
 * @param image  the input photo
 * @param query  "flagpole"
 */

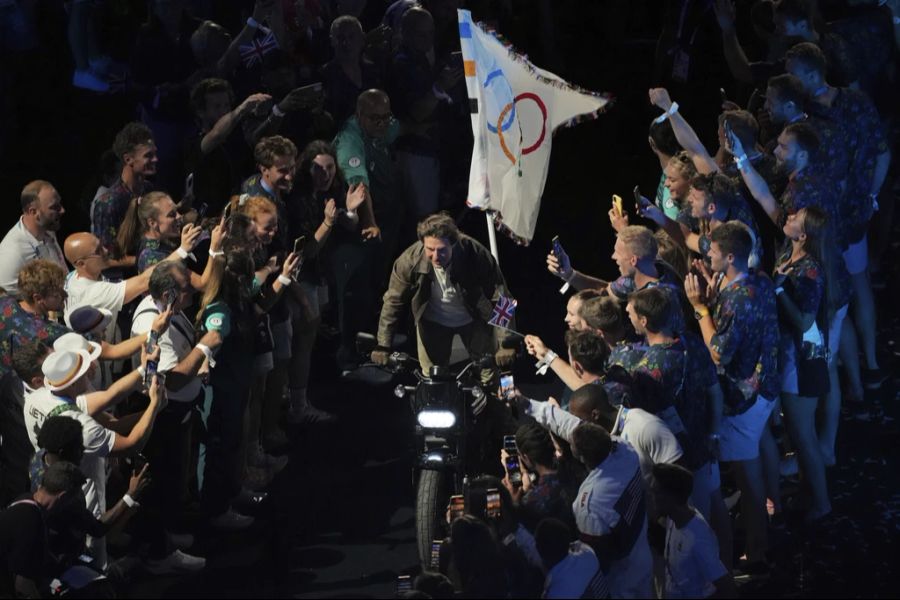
xmin=486 ymin=212 xmax=500 ymax=265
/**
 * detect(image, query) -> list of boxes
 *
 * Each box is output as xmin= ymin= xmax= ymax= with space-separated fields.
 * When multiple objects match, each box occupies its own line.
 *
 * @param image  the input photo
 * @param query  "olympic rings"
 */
xmin=484 ymin=69 xmax=516 ymax=134
xmin=496 ymin=92 xmax=548 ymax=164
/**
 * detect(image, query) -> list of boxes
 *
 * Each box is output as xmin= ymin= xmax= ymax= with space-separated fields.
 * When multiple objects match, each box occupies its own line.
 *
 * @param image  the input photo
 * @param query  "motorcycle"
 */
xmin=356 ymin=333 xmax=492 ymax=566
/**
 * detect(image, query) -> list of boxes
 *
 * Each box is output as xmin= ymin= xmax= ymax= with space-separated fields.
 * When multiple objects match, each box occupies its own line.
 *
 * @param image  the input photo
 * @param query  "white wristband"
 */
xmin=247 ymin=16 xmax=260 ymax=29
xmin=653 ymin=101 xmax=679 ymax=124
xmin=277 ymin=274 xmax=292 ymax=285
xmin=122 ymin=494 xmax=140 ymax=509
xmin=208 ymin=249 xmax=224 ymax=258
xmin=196 ymin=343 xmax=216 ymax=368
xmin=734 ymin=154 xmax=749 ymax=170
xmin=272 ymin=104 xmax=286 ymax=118
xmin=175 ymin=247 xmax=189 ymax=260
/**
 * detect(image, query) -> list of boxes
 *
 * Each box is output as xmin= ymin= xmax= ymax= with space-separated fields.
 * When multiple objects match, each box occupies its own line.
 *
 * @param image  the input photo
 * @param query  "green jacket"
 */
xmin=377 ymin=234 xmax=513 ymax=348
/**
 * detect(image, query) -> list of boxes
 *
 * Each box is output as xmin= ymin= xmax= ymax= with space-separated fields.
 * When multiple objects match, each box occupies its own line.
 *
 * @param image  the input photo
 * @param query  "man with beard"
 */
xmin=0 ymin=181 xmax=67 ymax=295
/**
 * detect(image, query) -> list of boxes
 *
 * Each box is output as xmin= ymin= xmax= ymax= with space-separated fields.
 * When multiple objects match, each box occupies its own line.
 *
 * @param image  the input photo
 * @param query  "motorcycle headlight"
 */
xmin=417 ymin=409 xmax=457 ymax=429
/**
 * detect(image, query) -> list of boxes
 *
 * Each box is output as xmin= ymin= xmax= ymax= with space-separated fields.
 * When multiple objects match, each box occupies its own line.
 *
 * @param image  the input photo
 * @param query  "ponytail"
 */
xmin=115 ymin=191 xmax=172 ymax=257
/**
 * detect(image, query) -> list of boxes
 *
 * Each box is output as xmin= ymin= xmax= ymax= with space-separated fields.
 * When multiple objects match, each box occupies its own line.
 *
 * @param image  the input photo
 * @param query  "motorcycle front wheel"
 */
xmin=415 ymin=468 xmax=449 ymax=567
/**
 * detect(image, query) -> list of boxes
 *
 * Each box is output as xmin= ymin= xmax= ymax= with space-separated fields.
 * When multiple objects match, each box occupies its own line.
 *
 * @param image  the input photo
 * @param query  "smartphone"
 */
xmin=612 ymin=194 xmax=624 ymax=217
xmin=485 ymin=489 xmax=501 ymax=519
xmin=633 ymin=185 xmax=648 ymax=213
xmin=223 ymin=201 xmax=233 ymax=222
xmin=503 ymin=435 xmax=518 ymax=455
xmin=145 ymin=329 xmax=160 ymax=354
xmin=430 ymin=540 xmax=443 ymax=570
xmin=396 ymin=575 xmax=412 ymax=595
xmin=163 ymin=288 xmax=177 ymax=310
xmin=196 ymin=202 xmax=209 ymax=221
xmin=504 ymin=454 xmax=522 ymax=487
xmin=499 ymin=374 xmax=515 ymax=400
xmin=551 ymin=235 xmax=564 ymax=258
xmin=449 ymin=495 xmax=465 ymax=521
xmin=723 ymin=118 xmax=735 ymax=148
xmin=293 ymin=236 xmax=306 ymax=255
xmin=144 ymin=359 xmax=158 ymax=388
xmin=450 ymin=50 xmax=464 ymax=68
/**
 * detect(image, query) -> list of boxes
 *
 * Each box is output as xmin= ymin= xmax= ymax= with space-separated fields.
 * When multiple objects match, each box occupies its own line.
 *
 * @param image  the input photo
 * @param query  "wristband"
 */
xmin=196 ymin=343 xmax=216 ymax=368
xmin=345 ymin=210 xmax=356 ymax=219
xmin=535 ymin=349 xmax=558 ymax=376
xmin=734 ymin=154 xmax=749 ymax=170
xmin=775 ymin=287 xmax=785 ymax=296
xmin=277 ymin=274 xmax=292 ymax=285
xmin=653 ymin=101 xmax=679 ymax=124
xmin=122 ymin=494 xmax=140 ymax=509
xmin=323 ymin=220 xmax=334 ymax=228
xmin=175 ymin=247 xmax=189 ymax=260
xmin=247 ymin=16 xmax=260 ymax=29
xmin=272 ymin=104 xmax=286 ymax=118
xmin=694 ymin=307 xmax=710 ymax=320
xmin=208 ymin=249 xmax=224 ymax=258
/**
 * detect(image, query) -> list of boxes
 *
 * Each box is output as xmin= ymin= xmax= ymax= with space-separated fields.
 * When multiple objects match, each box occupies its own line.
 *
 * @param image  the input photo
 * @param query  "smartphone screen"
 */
xmin=505 ymin=454 xmax=522 ymax=487
xmin=485 ymin=489 xmax=501 ymax=519
xmin=293 ymin=236 xmax=306 ymax=255
xmin=499 ymin=374 xmax=515 ymax=400
xmin=449 ymin=495 xmax=465 ymax=521
xmin=503 ymin=435 xmax=518 ymax=454
xmin=196 ymin=202 xmax=208 ymax=221
xmin=223 ymin=201 xmax=233 ymax=222
xmin=430 ymin=540 xmax=443 ymax=570
xmin=396 ymin=575 xmax=412 ymax=594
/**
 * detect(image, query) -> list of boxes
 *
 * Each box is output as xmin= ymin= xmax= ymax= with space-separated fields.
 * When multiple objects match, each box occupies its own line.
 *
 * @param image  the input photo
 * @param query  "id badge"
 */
xmin=671 ymin=48 xmax=690 ymax=83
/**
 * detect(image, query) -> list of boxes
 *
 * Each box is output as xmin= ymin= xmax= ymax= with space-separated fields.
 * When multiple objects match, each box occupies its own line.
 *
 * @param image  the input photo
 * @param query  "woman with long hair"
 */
xmin=773 ymin=205 xmax=832 ymax=522
xmin=196 ymin=205 xmax=299 ymax=526
xmin=117 ymin=191 xmax=213 ymax=288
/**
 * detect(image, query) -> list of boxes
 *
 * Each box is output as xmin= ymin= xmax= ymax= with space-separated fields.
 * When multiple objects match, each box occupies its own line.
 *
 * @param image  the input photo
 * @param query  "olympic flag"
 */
xmin=458 ymin=10 xmax=610 ymax=244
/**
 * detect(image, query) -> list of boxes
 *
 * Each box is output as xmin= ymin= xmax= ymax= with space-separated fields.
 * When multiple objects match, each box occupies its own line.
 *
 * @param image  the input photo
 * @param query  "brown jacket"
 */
xmin=377 ymin=234 xmax=513 ymax=348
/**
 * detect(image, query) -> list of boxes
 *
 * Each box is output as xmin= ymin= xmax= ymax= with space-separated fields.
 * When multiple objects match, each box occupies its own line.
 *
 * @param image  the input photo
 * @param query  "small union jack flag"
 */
xmin=488 ymin=295 xmax=517 ymax=328
xmin=239 ymin=30 xmax=279 ymax=68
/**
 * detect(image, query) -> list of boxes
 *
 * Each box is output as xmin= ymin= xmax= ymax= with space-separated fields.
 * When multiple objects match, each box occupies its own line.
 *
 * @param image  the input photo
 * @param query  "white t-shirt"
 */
xmin=573 ymin=442 xmax=652 ymax=599
xmin=664 ymin=510 xmax=727 ymax=599
xmin=131 ymin=295 xmax=201 ymax=403
xmin=423 ymin=265 xmax=472 ymax=327
xmin=544 ymin=541 xmax=603 ymax=599
xmin=64 ymin=272 xmax=126 ymax=341
xmin=24 ymin=387 xmax=116 ymax=518
xmin=617 ymin=407 xmax=684 ymax=478
xmin=0 ymin=218 xmax=67 ymax=294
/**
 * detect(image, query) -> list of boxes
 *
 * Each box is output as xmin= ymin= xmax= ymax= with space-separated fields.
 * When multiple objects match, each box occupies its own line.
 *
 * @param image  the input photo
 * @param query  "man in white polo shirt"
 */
xmin=0 ymin=180 xmax=67 ymax=294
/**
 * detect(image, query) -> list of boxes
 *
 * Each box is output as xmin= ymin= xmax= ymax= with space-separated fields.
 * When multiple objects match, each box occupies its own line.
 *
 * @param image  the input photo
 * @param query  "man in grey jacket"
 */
xmin=372 ymin=213 xmax=516 ymax=374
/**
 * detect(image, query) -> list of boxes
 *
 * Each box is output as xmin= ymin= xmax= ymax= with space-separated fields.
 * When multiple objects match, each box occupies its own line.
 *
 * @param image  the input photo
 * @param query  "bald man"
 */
xmin=62 ymin=232 xmax=186 ymax=343
xmin=331 ymin=88 xmax=401 ymax=371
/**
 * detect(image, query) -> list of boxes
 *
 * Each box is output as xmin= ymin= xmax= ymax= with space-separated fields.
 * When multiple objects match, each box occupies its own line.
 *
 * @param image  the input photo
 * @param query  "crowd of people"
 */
xmin=0 ymin=0 xmax=897 ymax=598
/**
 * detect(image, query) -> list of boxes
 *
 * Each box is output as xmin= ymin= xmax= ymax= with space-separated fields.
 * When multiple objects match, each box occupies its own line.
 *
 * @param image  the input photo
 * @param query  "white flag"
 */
xmin=458 ymin=9 xmax=610 ymax=244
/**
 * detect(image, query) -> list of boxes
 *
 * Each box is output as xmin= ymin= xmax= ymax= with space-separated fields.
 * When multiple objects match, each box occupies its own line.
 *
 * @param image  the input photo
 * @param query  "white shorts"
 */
xmin=842 ymin=234 xmax=868 ymax=275
xmin=780 ymin=335 xmax=799 ymax=396
xmin=828 ymin=304 xmax=848 ymax=364
xmin=690 ymin=461 xmax=721 ymax=522
xmin=719 ymin=395 xmax=775 ymax=462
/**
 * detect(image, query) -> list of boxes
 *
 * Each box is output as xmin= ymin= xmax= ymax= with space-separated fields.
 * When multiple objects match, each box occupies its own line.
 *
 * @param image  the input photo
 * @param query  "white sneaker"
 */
xmin=144 ymin=549 xmax=206 ymax=575
xmin=209 ymin=508 xmax=254 ymax=531
xmin=72 ymin=69 xmax=109 ymax=92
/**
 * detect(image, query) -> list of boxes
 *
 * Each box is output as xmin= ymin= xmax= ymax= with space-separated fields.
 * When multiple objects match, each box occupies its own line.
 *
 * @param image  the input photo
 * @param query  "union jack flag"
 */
xmin=488 ymin=295 xmax=517 ymax=328
xmin=239 ymin=30 xmax=279 ymax=68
